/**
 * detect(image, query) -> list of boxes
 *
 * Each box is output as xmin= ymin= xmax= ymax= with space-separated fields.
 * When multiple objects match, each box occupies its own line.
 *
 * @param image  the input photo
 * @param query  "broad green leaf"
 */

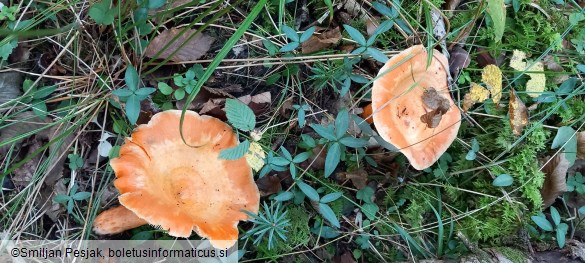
xmin=297 ymin=108 xmax=306 ymax=127
xmin=557 ymin=78 xmax=576 ymax=95
xmin=33 ymin=85 xmax=57 ymax=99
xmin=124 ymin=64 xmax=139 ymax=90
xmin=32 ymin=101 xmax=48 ymax=118
xmin=135 ymin=87 xmax=156 ymax=96
xmin=147 ymin=0 xmax=166 ymax=9
xmin=158 ymin=82 xmax=173 ymax=95
xmin=89 ymin=0 xmax=117 ymax=25
xmin=0 ymin=38 xmax=18 ymax=61
xmin=339 ymin=136 xmax=368 ymax=148
xmin=225 ymin=98 xmax=256 ymax=131
xmin=486 ymin=0 xmax=505 ymax=43
xmin=579 ymin=206 xmax=585 ymax=215
xmin=320 ymin=192 xmax=342 ymax=203
xmin=280 ymin=146 xmax=293 ymax=161
xmin=124 ymin=95 xmax=140 ymax=125
xmin=324 ymin=142 xmax=341 ymax=177
xmin=335 ymin=109 xmax=349 ymax=139
xmin=550 ymin=206 xmax=561 ymax=226
xmin=366 ymin=47 xmax=388 ymax=63
xmin=577 ymin=65 xmax=585 ymax=73
xmin=465 ymin=150 xmax=476 ymax=161
xmin=219 ymin=139 xmax=250 ymax=160
xmin=53 ymin=194 xmax=70 ymax=204
xmin=356 ymin=186 xmax=375 ymax=203
xmin=531 ymin=215 xmax=553 ymax=231
xmin=297 ymin=181 xmax=319 ymax=202
xmin=319 ymin=203 xmax=340 ymax=228
xmin=310 ymin=124 xmax=336 ymax=141
xmin=492 ymin=174 xmax=513 ymax=187
xmin=271 ymin=157 xmax=290 ymax=166
xmin=569 ymin=13 xmax=585 ymax=25
xmin=273 ymin=191 xmax=294 ymax=202
xmin=279 ymin=42 xmax=299 ymax=52
xmin=361 ymin=203 xmax=379 ymax=220
xmin=300 ymin=26 xmax=316 ymax=43
xmin=112 ymin=88 xmax=133 ymax=97
xmin=72 ymin=191 xmax=91 ymax=201
xmin=471 ymin=138 xmax=480 ymax=152
xmin=372 ymin=1 xmax=398 ymax=18
xmin=557 ymin=223 xmax=568 ymax=248
xmin=343 ymin=25 xmax=366 ymax=46
xmin=281 ymin=25 xmax=299 ymax=42
xmin=552 ymin=126 xmax=577 ymax=165
xmin=292 ymin=152 xmax=311 ymax=163
xmin=174 ymin=88 xmax=185 ymax=100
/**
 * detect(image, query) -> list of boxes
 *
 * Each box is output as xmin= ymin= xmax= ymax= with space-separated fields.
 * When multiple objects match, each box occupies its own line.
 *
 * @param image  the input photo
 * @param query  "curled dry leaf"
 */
xmin=540 ymin=152 xmax=569 ymax=208
xmin=482 ymin=64 xmax=503 ymax=105
xmin=301 ymin=27 xmax=342 ymax=54
xmin=508 ymin=89 xmax=529 ymax=136
xmin=463 ymin=83 xmax=490 ymax=112
xmin=144 ymin=28 xmax=214 ymax=62
xmin=420 ymin=87 xmax=450 ymax=129
xmin=578 ymin=131 xmax=585 ymax=159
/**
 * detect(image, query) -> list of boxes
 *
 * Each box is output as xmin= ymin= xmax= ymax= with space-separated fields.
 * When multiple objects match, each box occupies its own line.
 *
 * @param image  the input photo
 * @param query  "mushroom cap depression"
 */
xmin=371 ymin=45 xmax=461 ymax=170
xmin=110 ymin=110 xmax=260 ymax=249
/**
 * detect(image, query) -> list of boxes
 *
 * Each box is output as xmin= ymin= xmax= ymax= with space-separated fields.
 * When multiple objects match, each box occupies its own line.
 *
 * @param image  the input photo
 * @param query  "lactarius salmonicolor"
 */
xmin=93 ymin=110 xmax=260 ymax=249
xmin=370 ymin=45 xmax=461 ymax=170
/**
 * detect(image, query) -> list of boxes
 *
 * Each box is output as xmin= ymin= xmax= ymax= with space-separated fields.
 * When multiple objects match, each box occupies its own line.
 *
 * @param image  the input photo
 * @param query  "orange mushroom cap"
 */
xmin=109 ymin=110 xmax=260 ymax=249
xmin=371 ymin=45 xmax=461 ymax=170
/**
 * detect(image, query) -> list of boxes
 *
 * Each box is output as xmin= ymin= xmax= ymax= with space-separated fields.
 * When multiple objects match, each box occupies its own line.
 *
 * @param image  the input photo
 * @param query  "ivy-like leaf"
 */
xmin=219 ymin=139 xmax=251 ymax=160
xmin=225 ymin=98 xmax=256 ymax=132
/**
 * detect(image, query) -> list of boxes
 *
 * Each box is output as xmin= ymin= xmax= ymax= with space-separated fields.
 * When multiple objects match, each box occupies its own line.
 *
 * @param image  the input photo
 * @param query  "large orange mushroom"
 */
xmin=93 ymin=110 xmax=260 ymax=249
xmin=371 ymin=45 xmax=461 ymax=170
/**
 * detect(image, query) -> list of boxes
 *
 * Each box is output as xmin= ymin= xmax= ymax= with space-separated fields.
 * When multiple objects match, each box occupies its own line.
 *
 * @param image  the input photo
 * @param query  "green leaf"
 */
xmin=319 ymin=203 xmax=340 ymax=228
xmin=577 ymin=65 xmax=585 ymax=73
xmin=579 ymin=206 xmax=585 ymax=215
xmin=89 ymin=0 xmax=117 ymax=25
xmin=124 ymin=95 xmax=141 ymax=125
xmin=147 ymin=0 xmax=166 ymax=9
xmin=225 ymin=99 xmax=256 ymax=131
xmin=550 ymin=206 xmax=561 ymax=226
xmin=112 ymin=88 xmax=134 ymax=97
xmin=557 ymin=223 xmax=568 ymax=248
xmin=297 ymin=108 xmax=306 ymax=127
xmin=356 ymin=186 xmax=375 ymax=204
xmin=310 ymin=124 xmax=336 ymax=141
xmin=552 ymin=126 xmax=578 ymax=165
xmin=32 ymin=101 xmax=48 ymax=118
xmin=557 ymin=78 xmax=576 ymax=95
xmin=297 ymin=181 xmax=320 ymax=202
xmin=465 ymin=150 xmax=476 ymax=161
xmin=33 ymin=85 xmax=57 ymax=99
xmin=299 ymin=27 xmax=316 ymax=43
xmin=372 ymin=1 xmax=397 ymax=18
xmin=323 ymin=0 xmax=334 ymax=21
xmin=471 ymin=138 xmax=480 ymax=152
xmin=569 ymin=13 xmax=585 ymax=25
xmin=366 ymin=47 xmax=388 ymax=63
xmin=492 ymin=174 xmax=513 ymax=187
xmin=370 ymin=19 xmax=394 ymax=39
xmin=135 ymin=87 xmax=156 ymax=96
xmin=280 ymin=146 xmax=293 ymax=161
xmin=279 ymin=42 xmax=299 ymax=52
xmin=281 ymin=25 xmax=299 ymax=42
xmin=273 ymin=191 xmax=294 ymax=202
xmin=339 ymin=137 xmax=368 ymax=148
xmin=361 ymin=203 xmax=379 ymax=220
xmin=320 ymin=192 xmax=343 ymax=203
xmin=343 ymin=25 xmax=366 ymax=46
xmin=324 ymin=142 xmax=341 ymax=177
xmin=53 ymin=194 xmax=71 ymax=204
xmin=158 ymin=82 xmax=173 ymax=95
xmin=68 ymin=154 xmax=84 ymax=170
xmin=292 ymin=152 xmax=311 ymax=163
xmin=335 ymin=109 xmax=349 ymax=139
xmin=124 ymin=64 xmax=139 ymax=91
xmin=174 ymin=88 xmax=185 ymax=100
xmin=218 ymin=139 xmax=250 ymax=160
xmin=72 ymin=191 xmax=91 ymax=201
xmin=0 ymin=38 xmax=18 ymax=61
xmin=486 ymin=0 xmax=505 ymax=43
xmin=531 ymin=215 xmax=553 ymax=231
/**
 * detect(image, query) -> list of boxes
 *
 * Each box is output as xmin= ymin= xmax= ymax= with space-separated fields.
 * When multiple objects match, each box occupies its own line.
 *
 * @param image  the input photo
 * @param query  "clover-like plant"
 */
xmin=279 ymin=25 xmax=316 ymax=52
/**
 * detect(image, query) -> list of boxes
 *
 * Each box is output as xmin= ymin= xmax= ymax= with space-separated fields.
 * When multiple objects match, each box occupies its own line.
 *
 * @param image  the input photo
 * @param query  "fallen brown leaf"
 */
xmin=448 ymin=46 xmax=470 ymax=77
xmin=301 ymin=27 xmax=342 ymax=54
xmin=420 ymin=87 xmax=450 ymax=128
xmin=255 ymin=175 xmax=281 ymax=197
xmin=476 ymin=47 xmax=496 ymax=68
xmin=540 ymin=152 xmax=569 ymax=208
xmin=508 ymin=89 xmax=529 ymax=136
xmin=337 ymin=168 xmax=368 ymax=189
xmin=332 ymin=251 xmax=356 ymax=263
xmin=144 ymin=28 xmax=214 ymax=62
xmin=578 ymin=131 xmax=585 ymax=159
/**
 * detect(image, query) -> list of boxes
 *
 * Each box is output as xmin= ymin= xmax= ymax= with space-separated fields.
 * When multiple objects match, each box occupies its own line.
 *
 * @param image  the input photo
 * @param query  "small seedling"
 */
xmin=53 ymin=183 xmax=91 ymax=214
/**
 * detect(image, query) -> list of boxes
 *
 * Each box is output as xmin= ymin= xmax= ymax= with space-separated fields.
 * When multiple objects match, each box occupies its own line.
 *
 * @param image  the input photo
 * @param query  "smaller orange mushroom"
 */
xmin=371 ymin=45 xmax=461 ymax=170
xmin=361 ymin=103 xmax=374 ymax=124
xmin=93 ymin=206 xmax=147 ymax=235
xmin=93 ymin=110 xmax=260 ymax=249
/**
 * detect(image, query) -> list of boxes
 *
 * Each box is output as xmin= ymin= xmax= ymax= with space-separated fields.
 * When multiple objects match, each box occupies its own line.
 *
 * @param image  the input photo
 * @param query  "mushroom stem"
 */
xmin=93 ymin=206 xmax=147 ymax=235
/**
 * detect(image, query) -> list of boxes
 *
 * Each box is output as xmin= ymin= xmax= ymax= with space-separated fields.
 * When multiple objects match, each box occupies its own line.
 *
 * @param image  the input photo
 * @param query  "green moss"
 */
xmin=494 ymin=246 xmax=528 ymax=263
xmin=287 ymin=206 xmax=311 ymax=247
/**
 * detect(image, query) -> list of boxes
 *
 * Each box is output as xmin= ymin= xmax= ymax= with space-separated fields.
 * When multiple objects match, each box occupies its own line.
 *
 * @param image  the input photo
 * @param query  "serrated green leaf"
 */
xmin=486 ymin=0 xmax=505 ymax=43
xmin=320 ymin=192 xmax=342 ymax=203
xmin=297 ymin=181 xmax=319 ymax=202
xmin=319 ymin=203 xmax=340 ymax=228
xmin=492 ymin=174 xmax=513 ymax=187
xmin=219 ymin=139 xmax=250 ymax=160
xmin=324 ymin=142 xmax=341 ymax=177
xmin=531 ymin=215 xmax=553 ymax=231
xmin=124 ymin=95 xmax=140 ymax=125
xmin=225 ymin=98 xmax=256 ymax=131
